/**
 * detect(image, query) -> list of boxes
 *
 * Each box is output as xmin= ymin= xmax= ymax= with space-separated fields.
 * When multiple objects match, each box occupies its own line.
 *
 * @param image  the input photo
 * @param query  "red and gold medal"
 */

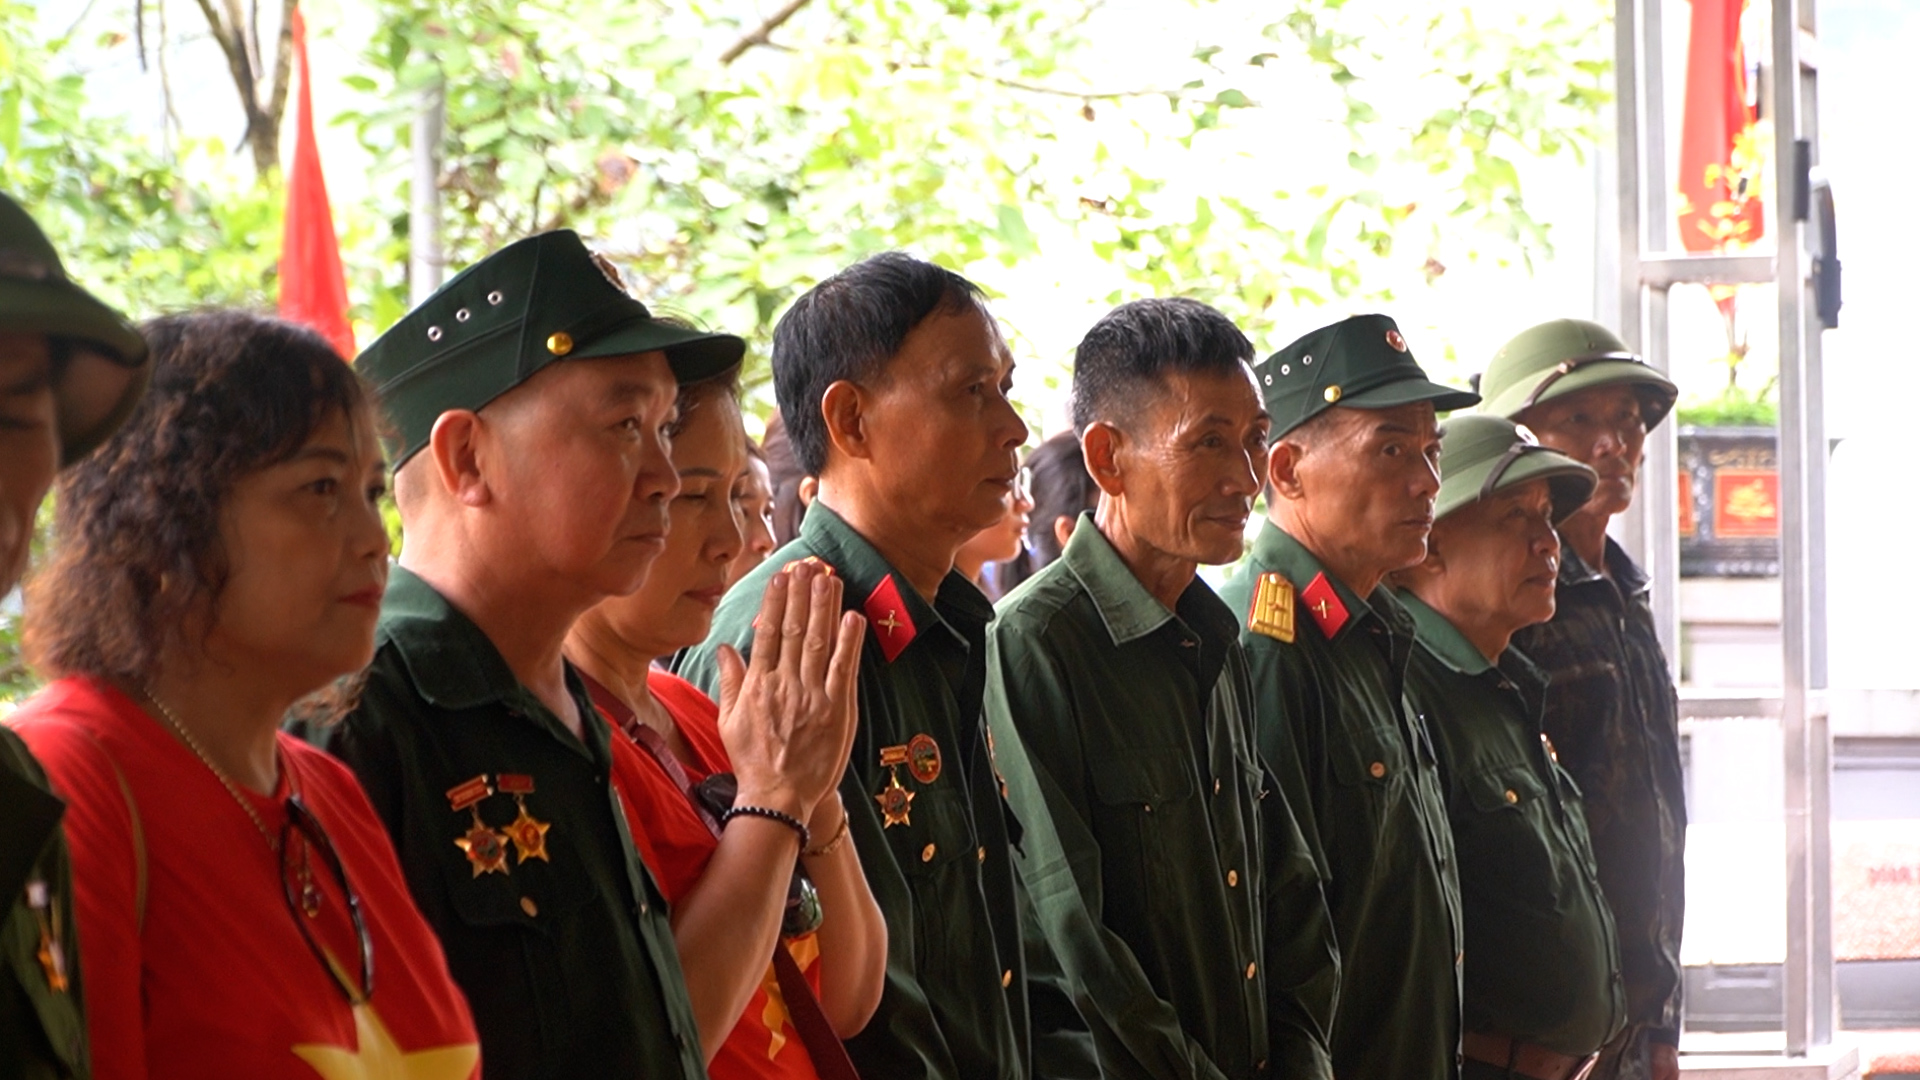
xmin=497 ymin=773 xmax=551 ymax=864
xmin=447 ymin=774 xmax=510 ymax=877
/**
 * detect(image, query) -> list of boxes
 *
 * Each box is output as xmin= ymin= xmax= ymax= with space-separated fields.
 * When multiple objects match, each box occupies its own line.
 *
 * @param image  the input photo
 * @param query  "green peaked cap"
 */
xmin=1254 ymin=313 xmax=1479 ymax=438
xmin=1434 ymin=413 xmax=1596 ymax=524
xmin=1477 ymin=318 xmax=1678 ymax=430
xmin=358 ymin=229 xmax=746 ymax=466
xmin=0 ymin=191 xmax=152 ymax=464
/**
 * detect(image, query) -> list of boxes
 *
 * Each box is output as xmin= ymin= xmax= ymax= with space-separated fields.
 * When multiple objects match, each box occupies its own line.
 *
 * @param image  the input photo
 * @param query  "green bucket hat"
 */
xmin=1254 ymin=313 xmax=1479 ymax=438
xmin=359 ymin=229 xmax=746 ymax=466
xmin=1477 ymin=318 xmax=1678 ymax=430
xmin=1434 ymin=413 xmax=1596 ymax=525
xmin=0 ymin=192 xmax=151 ymax=464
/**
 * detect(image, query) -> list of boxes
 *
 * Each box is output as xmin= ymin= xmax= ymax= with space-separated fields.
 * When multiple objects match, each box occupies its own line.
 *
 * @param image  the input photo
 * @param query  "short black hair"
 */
xmin=1069 ymin=298 xmax=1254 ymax=434
xmin=771 ymin=252 xmax=989 ymax=475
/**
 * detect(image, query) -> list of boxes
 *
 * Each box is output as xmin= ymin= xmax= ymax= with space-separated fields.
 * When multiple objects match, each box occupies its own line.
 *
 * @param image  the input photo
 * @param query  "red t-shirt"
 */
xmin=601 ymin=670 xmax=823 ymax=1080
xmin=10 ymin=676 xmax=479 ymax=1080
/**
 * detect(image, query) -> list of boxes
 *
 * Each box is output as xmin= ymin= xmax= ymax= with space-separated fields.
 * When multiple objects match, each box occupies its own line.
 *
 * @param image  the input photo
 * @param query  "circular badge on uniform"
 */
xmin=590 ymin=251 xmax=631 ymax=296
xmin=907 ymin=733 xmax=942 ymax=784
xmin=1385 ymin=328 xmax=1408 ymax=352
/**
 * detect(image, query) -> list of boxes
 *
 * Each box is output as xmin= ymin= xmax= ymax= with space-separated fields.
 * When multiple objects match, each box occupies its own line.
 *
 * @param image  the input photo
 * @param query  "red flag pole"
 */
xmin=278 ymin=4 xmax=355 ymax=361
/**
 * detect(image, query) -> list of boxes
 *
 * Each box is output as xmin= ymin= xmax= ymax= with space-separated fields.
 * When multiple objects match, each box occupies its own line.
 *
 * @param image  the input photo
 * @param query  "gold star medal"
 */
xmin=446 ymin=775 xmax=509 ymax=878
xmin=497 ymin=773 xmax=551 ymax=864
xmin=876 ymin=745 xmax=915 ymax=827
xmin=25 ymin=879 xmax=67 ymax=993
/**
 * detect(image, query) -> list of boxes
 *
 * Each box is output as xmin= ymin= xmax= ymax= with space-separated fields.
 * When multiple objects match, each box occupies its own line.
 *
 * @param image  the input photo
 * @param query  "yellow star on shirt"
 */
xmin=292 ymin=1002 xmax=478 ymax=1080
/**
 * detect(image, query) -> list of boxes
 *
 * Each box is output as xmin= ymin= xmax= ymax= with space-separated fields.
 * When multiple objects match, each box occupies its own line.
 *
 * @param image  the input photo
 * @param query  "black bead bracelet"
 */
xmin=720 ymin=804 xmax=811 ymax=850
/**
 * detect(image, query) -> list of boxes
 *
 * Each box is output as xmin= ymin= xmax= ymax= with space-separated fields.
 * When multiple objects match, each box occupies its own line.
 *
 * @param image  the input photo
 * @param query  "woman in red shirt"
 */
xmin=564 ymin=370 xmax=887 ymax=1078
xmin=10 ymin=311 xmax=479 ymax=1079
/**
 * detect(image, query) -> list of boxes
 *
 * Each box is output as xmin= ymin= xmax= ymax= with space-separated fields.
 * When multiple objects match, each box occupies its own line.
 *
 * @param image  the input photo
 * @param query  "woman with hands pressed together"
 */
xmin=564 ymin=371 xmax=885 ymax=1079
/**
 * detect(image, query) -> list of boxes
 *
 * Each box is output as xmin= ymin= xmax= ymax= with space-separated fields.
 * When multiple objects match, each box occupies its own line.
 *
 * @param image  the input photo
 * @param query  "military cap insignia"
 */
xmin=864 ymin=577 xmax=917 ymax=663
xmin=1247 ymin=572 xmax=1296 ymax=642
xmin=1385 ymin=328 xmax=1408 ymax=352
xmin=590 ymin=251 xmax=631 ymax=296
xmin=907 ymin=734 xmax=942 ymax=784
xmin=497 ymin=773 xmax=551 ymax=864
xmin=1300 ymin=572 xmax=1350 ymax=639
xmin=447 ymin=775 xmax=511 ymax=877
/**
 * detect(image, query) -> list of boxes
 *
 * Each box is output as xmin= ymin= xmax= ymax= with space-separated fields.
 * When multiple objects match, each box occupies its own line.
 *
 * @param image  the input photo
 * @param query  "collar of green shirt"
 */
xmin=1396 ymin=590 xmax=1496 ymax=676
xmin=798 ymin=500 xmax=996 ymax=649
xmin=377 ymin=566 xmax=606 ymax=755
xmin=1246 ymin=519 xmax=1414 ymax=645
xmin=1059 ymin=511 xmax=1240 ymax=652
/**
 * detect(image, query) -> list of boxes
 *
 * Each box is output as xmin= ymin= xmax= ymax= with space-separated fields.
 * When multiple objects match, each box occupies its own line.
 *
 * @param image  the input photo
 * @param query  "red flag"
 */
xmin=279 ymin=5 xmax=354 ymax=360
xmin=1676 ymin=0 xmax=1764 ymax=256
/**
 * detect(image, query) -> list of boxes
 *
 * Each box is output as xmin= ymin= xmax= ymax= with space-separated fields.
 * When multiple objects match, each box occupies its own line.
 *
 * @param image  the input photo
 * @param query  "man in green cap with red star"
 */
xmin=0 ymin=190 xmax=152 ymax=1079
xmin=1476 ymin=319 xmax=1685 ymax=1080
xmin=1220 ymin=313 xmax=1477 ymax=1080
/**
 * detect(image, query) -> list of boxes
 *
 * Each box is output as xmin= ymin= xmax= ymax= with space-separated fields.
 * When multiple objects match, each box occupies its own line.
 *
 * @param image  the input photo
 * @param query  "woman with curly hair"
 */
xmin=10 ymin=311 xmax=479 ymax=1079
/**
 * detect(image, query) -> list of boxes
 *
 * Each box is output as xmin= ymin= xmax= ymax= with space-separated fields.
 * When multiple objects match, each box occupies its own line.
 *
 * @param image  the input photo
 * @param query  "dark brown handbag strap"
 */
xmin=580 ymin=672 xmax=863 ymax=1080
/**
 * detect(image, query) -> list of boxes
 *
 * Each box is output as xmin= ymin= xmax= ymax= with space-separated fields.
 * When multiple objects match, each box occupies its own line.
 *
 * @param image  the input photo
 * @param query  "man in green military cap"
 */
xmin=1220 ymin=312 xmax=1476 ymax=1080
xmin=1477 ymin=319 xmax=1685 ymax=1080
xmin=984 ymin=298 xmax=1338 ymax=1080
xmin=678 ymin=252 xmax=1100 ymax=1080
xmin=297 ymin=229 xmax=761 ymax=1078
xmin=1392 ymin=413 xmax=1627 ymax=1080
xmin=0 ymin=190 xmax=151 ymax=1079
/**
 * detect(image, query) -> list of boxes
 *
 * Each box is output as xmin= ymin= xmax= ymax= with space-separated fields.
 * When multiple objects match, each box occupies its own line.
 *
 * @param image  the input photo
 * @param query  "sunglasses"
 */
xmin=281 ymin=794 xmax=374 ymax=1005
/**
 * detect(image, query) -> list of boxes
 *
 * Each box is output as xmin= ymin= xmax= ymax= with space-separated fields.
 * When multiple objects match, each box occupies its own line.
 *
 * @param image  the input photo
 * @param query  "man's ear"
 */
xmin=1080 ymin=423 xmax=1127 ymax=499
xmin=797 ymin=474 xmax=818 ymax=507
xmin=1266 ymin=437 xmax=1308 ymax=503
xmin=426 ymin=410 xmax=491 ymax=508
xmin=819 ymin=381 xmax=871 ymax=464
xmin=1052 ymin=514 xmax=1075 ymax=551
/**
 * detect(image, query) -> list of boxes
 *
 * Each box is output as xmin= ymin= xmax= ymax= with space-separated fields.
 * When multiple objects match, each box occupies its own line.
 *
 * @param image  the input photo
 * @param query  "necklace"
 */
xmin=145 ymin=689 xmax=321 ymax=916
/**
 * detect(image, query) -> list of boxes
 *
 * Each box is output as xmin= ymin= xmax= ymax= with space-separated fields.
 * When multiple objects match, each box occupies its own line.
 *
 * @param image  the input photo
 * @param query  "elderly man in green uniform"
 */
xmin=678 ymin=252 xmax=1099 ymax=1080
xmin=1220 ymin=314 xmax=1475 ymax=1080
xmin=0 ymin=191 xmax=151 ymax=1079
xmin=1393 ymin=413 xmax=1627 ymax=1080
xmin=299 ymin=230 xmax=755 ymax=1080
xmin=984 ymin=298 xmax=1338 ymax=1080
xmin=1477 ymin=320 xmax=1685 ymax=1080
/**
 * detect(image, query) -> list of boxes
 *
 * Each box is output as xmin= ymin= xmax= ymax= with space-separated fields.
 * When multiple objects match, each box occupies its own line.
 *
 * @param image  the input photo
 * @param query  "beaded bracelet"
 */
xmin=721 ymin=805 xmax=811 ymax=850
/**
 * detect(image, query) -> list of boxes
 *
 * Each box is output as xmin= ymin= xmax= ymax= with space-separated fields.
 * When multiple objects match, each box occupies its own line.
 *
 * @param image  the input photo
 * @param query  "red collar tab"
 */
xmin=1301 ymin=572 xmax=1350 ymax=639
xmin=864 ymin=577 xmax=918 ymax=663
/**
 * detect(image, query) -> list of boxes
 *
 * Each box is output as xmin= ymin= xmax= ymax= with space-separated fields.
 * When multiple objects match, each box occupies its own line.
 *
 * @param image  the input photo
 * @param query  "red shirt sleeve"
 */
xmin=13 ymin=715 xmax=149 ymax=1080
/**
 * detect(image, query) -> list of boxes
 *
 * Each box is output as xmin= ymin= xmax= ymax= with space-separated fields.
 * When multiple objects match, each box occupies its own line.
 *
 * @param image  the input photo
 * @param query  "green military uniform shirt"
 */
xmin=296 ymin=566 xmax=705 ymax=1080
xmin=985 ymin=515 xmax=1336 ymax=1080
xmin=1511 ymin=539 xmax=1685 ymax=1047
xmin=0 ymin=727 xmax=87 ymax=1080
xmin=677 ymin=502 xmax=1097 ymax=1080
xmin=1220 ymin=522 xmax=1462 ymax=1080
xmin=1398 ymin=592 xmax=1626 ymax=1056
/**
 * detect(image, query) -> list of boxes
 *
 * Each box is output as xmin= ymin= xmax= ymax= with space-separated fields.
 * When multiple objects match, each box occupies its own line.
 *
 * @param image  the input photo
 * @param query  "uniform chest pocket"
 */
xmin=1458 ymin=763 xmax=1558 ymax=903
xmin=886 ymin=785 xmax=978 ymax=879
xmin=1089 ymin=749 xmax=1198 ymax=810
xmin=1088 ymin=750 xmax=1198 ymax=893
xmin=437 ymin=801 xmax=595 ymax=933
xmin=1328 ymin=724 xmax=1412 ymax=790
xmin=1464 ymin=763 xmax=1550 ymax=814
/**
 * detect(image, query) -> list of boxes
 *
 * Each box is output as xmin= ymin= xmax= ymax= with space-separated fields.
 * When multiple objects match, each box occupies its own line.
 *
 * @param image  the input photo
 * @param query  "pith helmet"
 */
xmin=1478 ymin=318 xmax=1678 ymax=430
xmin=0 ymin=192 xmax=151 ymax=464
xmin=358 ymin=230 xmax=746 ymax=466
xmin=1434 ymin=414 xmax=1596 ymax=524
xmin=1254 ymin=314 xmax=1479 ymax=438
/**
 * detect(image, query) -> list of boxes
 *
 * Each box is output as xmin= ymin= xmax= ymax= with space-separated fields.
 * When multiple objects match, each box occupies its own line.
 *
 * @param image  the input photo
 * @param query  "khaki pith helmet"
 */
xmin=1434 ymin=414 xmax=1597 ymax=524
xmin=1478 ymin=318 xmax=1678 ymax=431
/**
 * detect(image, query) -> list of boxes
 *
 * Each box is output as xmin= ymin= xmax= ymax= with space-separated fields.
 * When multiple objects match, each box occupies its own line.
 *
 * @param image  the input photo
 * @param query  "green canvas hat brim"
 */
xmin=1487 ymin=356 xmax=1679 ymax=431
xmin=1435 ymin=448 xmax=1597 ymax=524
xmin=570 ymin=316 xmax=745 ymax=385
xmin=0 ymin=279 xmax=152 ymax=465
xmin=1339 ymin=375 xmax=1482 ymax=414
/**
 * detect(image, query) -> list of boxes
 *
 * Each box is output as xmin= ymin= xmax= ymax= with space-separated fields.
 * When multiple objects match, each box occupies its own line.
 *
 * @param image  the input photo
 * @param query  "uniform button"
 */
xmin=977 ymin=846 xmax=987 ymax=863
xmin=1144 ymin=802 xmax=1154 ymax=814
xmin=1369 ymin=761 xmax=1387 ymax=778
xmin=1256 ymin=1060 xmax=1268 ymax=1074
xmin=1504 ymin=789 xmax=1519 ymax=804
xmin=1001 ymin=969 xmax=1013 ymax=988
xmin=520 ymin=896 xmax=539 ymax=917
xmin=1227 ymin=869 xmax=1240 ymax=888
xmin=1214 ymin=776 xmax=1222 ymax=796
xmin=1245 ymin=962 xmax=1257 ymax=980
xmin=921 ymin=843 xmax=937 ymax=863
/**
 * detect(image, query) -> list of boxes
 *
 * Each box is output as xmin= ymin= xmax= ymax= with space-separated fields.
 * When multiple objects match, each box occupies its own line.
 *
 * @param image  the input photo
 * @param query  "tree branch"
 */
xmin=903 ymin=60 xmax=1183 ymax=102
xmin=720 ymin=0 xmax=814 ymax=65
